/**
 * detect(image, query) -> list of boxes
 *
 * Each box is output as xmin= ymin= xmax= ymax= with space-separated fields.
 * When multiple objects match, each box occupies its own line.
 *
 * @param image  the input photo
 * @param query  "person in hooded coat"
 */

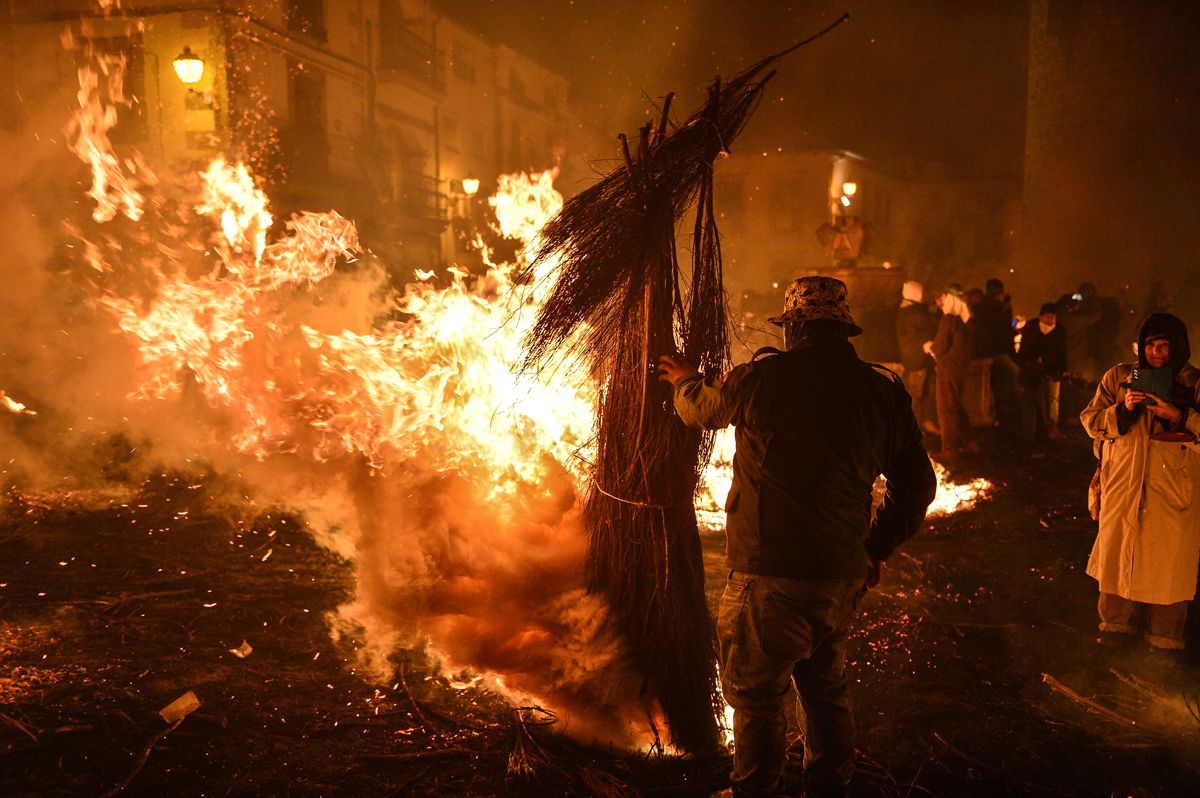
xmin=1080 ymin=313 xmax=1200 ymax=650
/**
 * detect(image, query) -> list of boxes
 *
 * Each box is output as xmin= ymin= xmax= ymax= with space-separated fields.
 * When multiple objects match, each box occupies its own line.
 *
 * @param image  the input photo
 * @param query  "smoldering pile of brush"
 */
xmin=520 ymin=15 xmax=850 ymax=753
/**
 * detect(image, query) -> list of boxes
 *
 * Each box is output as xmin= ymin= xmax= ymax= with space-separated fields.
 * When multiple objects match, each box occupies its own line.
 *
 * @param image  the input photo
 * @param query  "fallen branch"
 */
xmin=1041 ymin=673 xmax=1139 ymax=728
xmin=903 ymin=733 xmax=951 ymax=798
xmin=854 ymin=751 xmax=905 ymax=797
xmin=931 ymin=731 xmax=1077 ymax=797
xmin=356 ymin=747 xmax=494 ymax=763
xmin=1110 ymin=668 xmax=1171 ymax=701
xmin=0 ymin=711 xmax=39 ymax=743
xmin=99 ymin=719 xmax=182 ymax=798
xmin=383 ymin=763 xmax=436 ymax=797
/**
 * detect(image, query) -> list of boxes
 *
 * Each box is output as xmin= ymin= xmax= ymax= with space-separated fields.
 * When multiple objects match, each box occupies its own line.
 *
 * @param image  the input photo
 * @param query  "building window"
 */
xmin=284 ymin=61 xmax=328 ymax=176
xmin=451 ymin=44 xmax=476 ymax=84
xmin=286 ymin=0 xmax=326 ymax=43
xmin=443 ymin=116 xmax=459 ymax=153
xmin=509 ymin=67 xmax=527 ymax=104
xmin=378 ymin=1 xmax=444 ymax=89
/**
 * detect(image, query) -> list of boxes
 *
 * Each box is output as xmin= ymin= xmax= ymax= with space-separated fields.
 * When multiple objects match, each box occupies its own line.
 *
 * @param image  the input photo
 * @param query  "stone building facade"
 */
xmin=1 ymin=0 xmax=580 ymax=276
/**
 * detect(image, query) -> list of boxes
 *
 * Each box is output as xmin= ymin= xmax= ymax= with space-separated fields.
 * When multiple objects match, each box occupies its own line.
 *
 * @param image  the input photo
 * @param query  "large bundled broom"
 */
xmin=521 ymin=16 xmax=849 ymax=752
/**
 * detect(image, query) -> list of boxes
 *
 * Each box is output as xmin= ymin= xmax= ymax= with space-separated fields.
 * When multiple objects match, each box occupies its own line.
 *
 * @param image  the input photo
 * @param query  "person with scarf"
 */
xmin=1080 ymin=313 xmax=1200 ymax=650
xmin=924 ymin=285 xmax=975 ymax=468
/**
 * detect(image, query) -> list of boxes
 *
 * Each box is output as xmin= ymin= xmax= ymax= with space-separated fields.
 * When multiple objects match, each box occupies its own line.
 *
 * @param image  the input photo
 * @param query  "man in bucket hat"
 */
xmin=658 ymin=276 xmax=936 ymax=798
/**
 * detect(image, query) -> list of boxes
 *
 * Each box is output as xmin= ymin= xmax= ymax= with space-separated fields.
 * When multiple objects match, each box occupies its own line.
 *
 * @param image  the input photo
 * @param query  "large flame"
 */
xmin=67 ymin=36 xmax=640 ymax=733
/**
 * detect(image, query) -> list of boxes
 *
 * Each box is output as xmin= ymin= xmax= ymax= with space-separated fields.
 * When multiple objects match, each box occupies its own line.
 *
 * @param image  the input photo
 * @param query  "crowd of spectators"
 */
xmin=895 ymin=277 xmax=1137 ymax=466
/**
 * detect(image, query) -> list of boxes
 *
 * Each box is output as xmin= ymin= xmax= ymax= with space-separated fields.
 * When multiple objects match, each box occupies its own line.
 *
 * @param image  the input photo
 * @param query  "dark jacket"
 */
xmin=971 ymin=295 xmax=1015 ymax=358
xmin=1016 ymin=322 xmax=1068 ymax=380
xmin=672 ymin=335 xmax=936 ymax=579
xmin=896 ymin=302 xmax=936 ymax=372
xmin=932 ymin=314 xmax=972 ymax=377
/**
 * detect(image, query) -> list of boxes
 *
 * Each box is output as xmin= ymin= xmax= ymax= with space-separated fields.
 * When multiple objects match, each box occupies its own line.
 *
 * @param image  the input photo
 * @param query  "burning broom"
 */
xmin=521 ymin=15 xmax=850 ymax=752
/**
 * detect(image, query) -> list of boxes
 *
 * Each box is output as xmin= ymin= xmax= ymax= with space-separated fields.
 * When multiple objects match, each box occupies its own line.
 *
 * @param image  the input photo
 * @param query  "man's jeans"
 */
xmin=718 ymin=571 xmax=864 ymax=797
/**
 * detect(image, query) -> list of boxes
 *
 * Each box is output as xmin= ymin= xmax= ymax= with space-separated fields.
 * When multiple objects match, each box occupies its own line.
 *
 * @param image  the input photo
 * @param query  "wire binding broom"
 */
xmin=521 ymin=14 xmax=850 ymax=752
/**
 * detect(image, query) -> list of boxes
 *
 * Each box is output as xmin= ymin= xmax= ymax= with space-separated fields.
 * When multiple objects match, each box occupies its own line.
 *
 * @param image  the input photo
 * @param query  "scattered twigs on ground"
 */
xmin=854 ymin=751 xmax=906 ymax=798
xmin=903 ymin=732 xmax=952 ymax=798
xmin=0 ymin=711 xmax=39 ymax=743
xmin=98 ymin=719 xmax=182 ymax=798
xmin=381 ymin=763 xmax=436 ymax=797
xmin=897 ymin=551 xmax=927 ymax=583
xmin=1042 ymin=673 xmax=1138 ymax=727
xmin=356 ymin=747 xmax=488 ymax=763
xmin=931 ymin=730 xmax=1078 ymax=797
xmin=395 ymin=661 xmax=433 ymax=730
xmin=1110 ymin=668 xmax=1171 ymax=701
xmin=1186 ymin=692 xmax=1200 ymax=727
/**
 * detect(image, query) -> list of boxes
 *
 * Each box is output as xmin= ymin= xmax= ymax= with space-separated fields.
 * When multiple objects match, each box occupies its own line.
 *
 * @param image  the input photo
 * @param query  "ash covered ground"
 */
xmin=3 ymin=428 xmax=1200 ymax=797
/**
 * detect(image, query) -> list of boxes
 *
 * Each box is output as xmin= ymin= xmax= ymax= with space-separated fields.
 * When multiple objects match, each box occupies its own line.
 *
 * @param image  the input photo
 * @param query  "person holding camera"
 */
xmin=1080 ymin=313 xmax=1200 ymax=651
xmin=657 ymin=276 xmax=936 ymax=798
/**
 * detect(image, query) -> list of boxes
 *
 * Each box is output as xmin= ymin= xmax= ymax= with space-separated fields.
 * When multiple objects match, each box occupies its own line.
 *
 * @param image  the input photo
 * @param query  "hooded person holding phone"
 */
xmin=1080 ymin=313 xmax=1200 ymax=650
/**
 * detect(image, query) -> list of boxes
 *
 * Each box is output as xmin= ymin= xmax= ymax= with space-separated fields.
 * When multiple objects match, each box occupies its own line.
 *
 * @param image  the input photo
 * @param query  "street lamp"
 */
xmin=841 ymin=181 xmax=857 ymax=197
xmin=172 ymin=46 xmax=205 ymax=85
xmin=461 ymin=176 xmax=480 ymax=197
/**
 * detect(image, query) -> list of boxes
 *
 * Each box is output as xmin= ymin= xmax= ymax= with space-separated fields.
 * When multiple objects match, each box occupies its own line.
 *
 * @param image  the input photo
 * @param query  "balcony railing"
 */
xmin=379 ymin=28 xmax=446 ymax=92
xmin=396 ymin=171 xmax=446 ymax=222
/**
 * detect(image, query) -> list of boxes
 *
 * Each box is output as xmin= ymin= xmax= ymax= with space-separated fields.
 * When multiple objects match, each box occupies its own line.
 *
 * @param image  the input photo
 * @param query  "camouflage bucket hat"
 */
xmin=768 ymin=276 xmax=862 ymax=335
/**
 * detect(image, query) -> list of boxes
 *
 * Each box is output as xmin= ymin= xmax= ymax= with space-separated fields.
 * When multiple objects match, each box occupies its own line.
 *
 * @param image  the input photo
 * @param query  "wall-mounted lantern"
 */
xmin=172 ymin=46 xmax=205 ymax=85
xmin=461 ymin=176 xmax=480 ymax=197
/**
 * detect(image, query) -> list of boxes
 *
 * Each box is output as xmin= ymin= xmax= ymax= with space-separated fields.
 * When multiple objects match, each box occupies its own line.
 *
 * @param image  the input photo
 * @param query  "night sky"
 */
xmin=433 ymin=0 xmax=1029 ymax=178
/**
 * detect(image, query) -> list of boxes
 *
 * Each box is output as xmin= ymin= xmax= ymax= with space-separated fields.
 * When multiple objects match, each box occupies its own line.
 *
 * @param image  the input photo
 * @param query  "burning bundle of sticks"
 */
xmin=521 ymin=15 xmax=849 ymax=751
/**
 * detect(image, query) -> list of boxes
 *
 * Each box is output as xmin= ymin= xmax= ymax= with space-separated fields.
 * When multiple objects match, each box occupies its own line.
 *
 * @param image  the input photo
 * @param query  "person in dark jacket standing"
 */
xmin=972 ymin=278 xmax=1021 ymax=434
xmin=896 ymin=280 xmax=938 ymax=434
xmin=657 ymin=276 xmax=936 ymax=798
xmin=1017 ymin=302 xmax=1069 ymax=444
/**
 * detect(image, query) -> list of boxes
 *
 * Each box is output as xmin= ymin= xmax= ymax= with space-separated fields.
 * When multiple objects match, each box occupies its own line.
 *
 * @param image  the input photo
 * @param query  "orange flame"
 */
xmin=64 ymin=29 xmax=154 ymax=224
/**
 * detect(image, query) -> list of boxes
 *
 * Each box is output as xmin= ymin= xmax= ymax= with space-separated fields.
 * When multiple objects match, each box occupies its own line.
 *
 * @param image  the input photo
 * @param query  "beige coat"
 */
xmin=1081 ymin=363 xmax=1200 ymax=604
